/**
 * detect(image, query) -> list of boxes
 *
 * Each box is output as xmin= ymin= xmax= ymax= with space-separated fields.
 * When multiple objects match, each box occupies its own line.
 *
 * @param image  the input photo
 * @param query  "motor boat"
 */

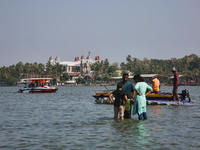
xmin=18 ymin=78 xmax=58 ymax=93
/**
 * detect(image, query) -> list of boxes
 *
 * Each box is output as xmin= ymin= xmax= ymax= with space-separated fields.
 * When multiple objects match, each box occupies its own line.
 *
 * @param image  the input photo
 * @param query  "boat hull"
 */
xmin=18 ymin=87 xmax=58 ymax=93
xmin=147 ymin=92 xmax=190 ymax=101
xmin=147 ymin=92 xmax=173 ymax=101
xmin=93 ymin=91 xmax=192 ymax=105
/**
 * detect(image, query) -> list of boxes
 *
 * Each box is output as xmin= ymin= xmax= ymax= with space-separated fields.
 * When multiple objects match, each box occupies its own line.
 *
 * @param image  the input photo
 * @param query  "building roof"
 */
xmin=75 ymin=56 xmax=80 ymax=61
xmin=85 ymin=75 xmax=93 ymax=79
xmin=59 ymin=55 xmax=101 ymax=67
xmin=60 ymin=61 xmax=80 ymax=66
xmin=95 ymin=56 xmax=100 ymax=60
xmin=68 ymin=72 xmax=81 ymax=76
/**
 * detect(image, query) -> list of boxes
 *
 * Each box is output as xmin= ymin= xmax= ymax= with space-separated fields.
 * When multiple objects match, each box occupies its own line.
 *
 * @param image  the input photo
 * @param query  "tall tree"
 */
xmin=103 ymin=58 xmax=109 ymax=74
xmin=126 ymin=55 xmax=132 ymax=63
xmin=46 ymin=61 xmax=53 ymax=74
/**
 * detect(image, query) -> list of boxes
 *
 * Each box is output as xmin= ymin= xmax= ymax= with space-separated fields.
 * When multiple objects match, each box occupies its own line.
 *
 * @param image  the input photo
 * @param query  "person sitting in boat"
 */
xmin=30 ymin=83 xmax=35 ymax=88
xmin=149 ymin=77 xmax=160 ymax=94
xmin=23 ymin=83 xmax=28 ymax=88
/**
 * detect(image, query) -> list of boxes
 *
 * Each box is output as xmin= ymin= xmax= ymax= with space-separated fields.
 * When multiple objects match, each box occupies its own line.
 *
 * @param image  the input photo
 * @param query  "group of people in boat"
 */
xmin=23 ymin=82 xmax=51 ymax=88
xmin=109 ymin=68 xmax=179 ymax=120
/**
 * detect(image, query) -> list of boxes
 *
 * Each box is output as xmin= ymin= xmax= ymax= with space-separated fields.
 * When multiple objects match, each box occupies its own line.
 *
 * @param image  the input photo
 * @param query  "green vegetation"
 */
xmin=120 ymin=54 xmax=200 ymax=76
xmin=0 ymin=54 xmax=200 ymax=85
xmin=90 ymin=54 xmax=200 ymax=84
xmin=60 ymin=73 xmax=70 ymax=82
xmin=0 ymin=61 xmax=63 ymax=85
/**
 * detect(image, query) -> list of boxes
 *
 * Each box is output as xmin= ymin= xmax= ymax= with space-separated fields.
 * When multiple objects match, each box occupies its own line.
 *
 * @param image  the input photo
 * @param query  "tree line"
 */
xmin=0 ymin=61 xmax=63 ymax=85
xmin=0 ymin=53 xmax=199 ymax=85
xmin=90 ymin=53 xmax=200 ymax=84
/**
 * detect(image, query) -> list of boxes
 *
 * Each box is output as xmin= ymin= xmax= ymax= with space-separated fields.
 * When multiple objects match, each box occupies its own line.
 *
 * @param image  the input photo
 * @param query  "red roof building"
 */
xmin=75 ymin=56 xmax=80 ymax=61
xmin=95 ymin=56 xmax=100 ymax=61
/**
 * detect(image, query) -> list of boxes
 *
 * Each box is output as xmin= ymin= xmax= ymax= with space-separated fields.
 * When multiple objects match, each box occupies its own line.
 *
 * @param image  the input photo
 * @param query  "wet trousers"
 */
xmin=172 ymin=85 xmax=179 ymax=100
xmin=138 ymin=112 xmax=147 ymax=120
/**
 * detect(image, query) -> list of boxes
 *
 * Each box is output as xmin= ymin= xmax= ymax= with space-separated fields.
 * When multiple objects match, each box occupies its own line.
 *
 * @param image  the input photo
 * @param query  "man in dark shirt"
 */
xmin=171 ymin=67 xmax=180 ymax=101
xmin=109 ymin=83 xmax=128 ymax=120
xmin=120 ymin=73 xmax=135 ymax=119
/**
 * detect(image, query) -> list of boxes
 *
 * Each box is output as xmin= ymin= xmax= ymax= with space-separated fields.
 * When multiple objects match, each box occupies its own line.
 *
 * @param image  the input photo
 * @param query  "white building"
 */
xmin=49 ymin=56 xmax=61 ymax=65
xmin=60 ymin=55 xmax=100 ymax=74
xmin=48 ymin=55 xmax=101 ymax=74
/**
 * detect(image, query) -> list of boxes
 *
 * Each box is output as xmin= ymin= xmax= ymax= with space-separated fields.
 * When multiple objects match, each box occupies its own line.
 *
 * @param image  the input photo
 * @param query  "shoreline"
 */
xmin=2 ymin=84 xmax=200 ymax=87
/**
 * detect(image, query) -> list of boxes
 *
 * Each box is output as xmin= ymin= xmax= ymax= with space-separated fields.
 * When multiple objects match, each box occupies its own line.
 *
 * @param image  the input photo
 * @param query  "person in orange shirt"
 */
xmin=149 ymin=77 xmax=160 ymax=93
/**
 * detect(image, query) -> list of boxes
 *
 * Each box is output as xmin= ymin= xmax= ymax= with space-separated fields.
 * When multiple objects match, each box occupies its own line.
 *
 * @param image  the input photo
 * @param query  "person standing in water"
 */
xmin=109 ymin=83 xmax=128 ymax=120
xmin=132 ymin=74 xmax=153 ymax=120
xmin=120 ymin=73 xmax=135 ymax=119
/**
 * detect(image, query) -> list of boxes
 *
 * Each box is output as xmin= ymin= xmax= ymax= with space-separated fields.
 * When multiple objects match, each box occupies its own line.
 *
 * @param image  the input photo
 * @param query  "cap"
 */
xmin=171 ymin=67 xmax=176 ymax=71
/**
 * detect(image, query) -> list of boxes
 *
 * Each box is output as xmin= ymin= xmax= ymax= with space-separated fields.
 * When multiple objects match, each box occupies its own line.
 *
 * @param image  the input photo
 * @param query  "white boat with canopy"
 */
xmin=18 ymin=78 xmax=58 ymax=93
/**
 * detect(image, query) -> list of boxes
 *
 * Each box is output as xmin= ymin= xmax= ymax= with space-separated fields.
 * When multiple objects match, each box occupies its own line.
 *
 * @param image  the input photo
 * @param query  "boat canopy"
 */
xmin=109 ymin=76 xmax=122 ymax=79
xmin=20 ymin=78 xmax=53 ymax=83
xmin=140 ymin=74 xmax=168 ymax=78
xmin=109 ymin=74 xmax=168 ymax=79
xmin=168 ymin=74 xmax=193 ymax=79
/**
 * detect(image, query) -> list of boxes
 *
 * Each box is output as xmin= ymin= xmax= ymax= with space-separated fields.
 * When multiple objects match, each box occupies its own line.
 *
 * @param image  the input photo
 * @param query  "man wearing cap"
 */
xmin=171 ymin=68 xmax=180 ymax=101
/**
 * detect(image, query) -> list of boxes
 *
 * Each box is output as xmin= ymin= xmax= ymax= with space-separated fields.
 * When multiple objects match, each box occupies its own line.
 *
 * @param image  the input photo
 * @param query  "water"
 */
xmin=0 ymin=85 xmax=200 ymax=150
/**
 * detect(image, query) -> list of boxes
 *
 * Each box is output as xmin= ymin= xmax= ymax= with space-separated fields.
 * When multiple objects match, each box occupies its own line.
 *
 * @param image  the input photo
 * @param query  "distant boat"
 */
xmin=18 ymin=78 xmax=58 ymax=93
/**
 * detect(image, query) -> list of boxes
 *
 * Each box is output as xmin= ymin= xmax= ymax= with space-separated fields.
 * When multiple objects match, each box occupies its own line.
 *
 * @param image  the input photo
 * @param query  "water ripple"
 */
xmin=0 ymin=86 xmax=200 ymax=149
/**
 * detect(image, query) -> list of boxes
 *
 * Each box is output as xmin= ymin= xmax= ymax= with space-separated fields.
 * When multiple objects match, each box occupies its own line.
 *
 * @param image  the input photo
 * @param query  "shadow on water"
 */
xmin=97 ymin=117 xmax=113 ymax=120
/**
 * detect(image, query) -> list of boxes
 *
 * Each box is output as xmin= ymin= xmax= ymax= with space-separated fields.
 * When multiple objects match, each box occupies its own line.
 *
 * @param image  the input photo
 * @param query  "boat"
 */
xmin=94 ymin=74 xmax=195 ymax=105
xmin=94 ymin=74 xmax=168 ymax=104
xmin=93 ymin=85 xmax=115 ymax=104
xmin=18 ymin=78 xmax=58 ymax=93
xmin=146 ymin=89 xmax=196 ymax=106
xmin=94 ymin=90 xmax=194 ymax=105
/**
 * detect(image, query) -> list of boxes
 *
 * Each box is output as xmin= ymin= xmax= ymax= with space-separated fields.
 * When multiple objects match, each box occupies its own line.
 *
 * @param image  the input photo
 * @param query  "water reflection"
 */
xmin=152 ymin=105 xmax=162 ymax=118
xmin=109 ymin=119 xmax=152 ymax=148
xmin=133 ymin=120 xmax=151 ymax=147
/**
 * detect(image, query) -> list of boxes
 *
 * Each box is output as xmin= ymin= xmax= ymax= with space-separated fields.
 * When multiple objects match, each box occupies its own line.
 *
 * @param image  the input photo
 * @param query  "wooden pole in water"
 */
xmin=170 ymin=80 xmax=172 ymax=93
xmin=104 ymin=85 xmax=109 ymax=91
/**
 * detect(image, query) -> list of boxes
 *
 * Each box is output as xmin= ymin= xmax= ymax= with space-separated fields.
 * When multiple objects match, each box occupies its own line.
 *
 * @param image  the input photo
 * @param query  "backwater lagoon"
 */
xmin=0 ymin=86 xmax=200 ymax=149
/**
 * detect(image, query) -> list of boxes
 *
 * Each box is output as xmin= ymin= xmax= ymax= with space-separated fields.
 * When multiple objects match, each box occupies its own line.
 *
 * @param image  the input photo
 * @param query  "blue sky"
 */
xmin=0 ymin=0 xmax=200 ymax=67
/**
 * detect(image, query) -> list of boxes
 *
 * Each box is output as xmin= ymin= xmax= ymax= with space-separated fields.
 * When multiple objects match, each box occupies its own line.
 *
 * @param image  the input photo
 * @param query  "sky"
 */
xmin=0 ymin=0 xmax=200 ymax=67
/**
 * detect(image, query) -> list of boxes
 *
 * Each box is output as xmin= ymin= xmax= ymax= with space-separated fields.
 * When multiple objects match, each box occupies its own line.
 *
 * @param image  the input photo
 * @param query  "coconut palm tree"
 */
xmin=16 ymin=62 xmax=24 ymax=78
xmin=53 ymin=63 xmax=63 ymax=77
xmin=38 ymin=63 xmax=45 ymax=75
xmin=46 ymin=61 xmax=53 ymax=75
xmin=24 ymin=62 xmax=30 ymax=77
